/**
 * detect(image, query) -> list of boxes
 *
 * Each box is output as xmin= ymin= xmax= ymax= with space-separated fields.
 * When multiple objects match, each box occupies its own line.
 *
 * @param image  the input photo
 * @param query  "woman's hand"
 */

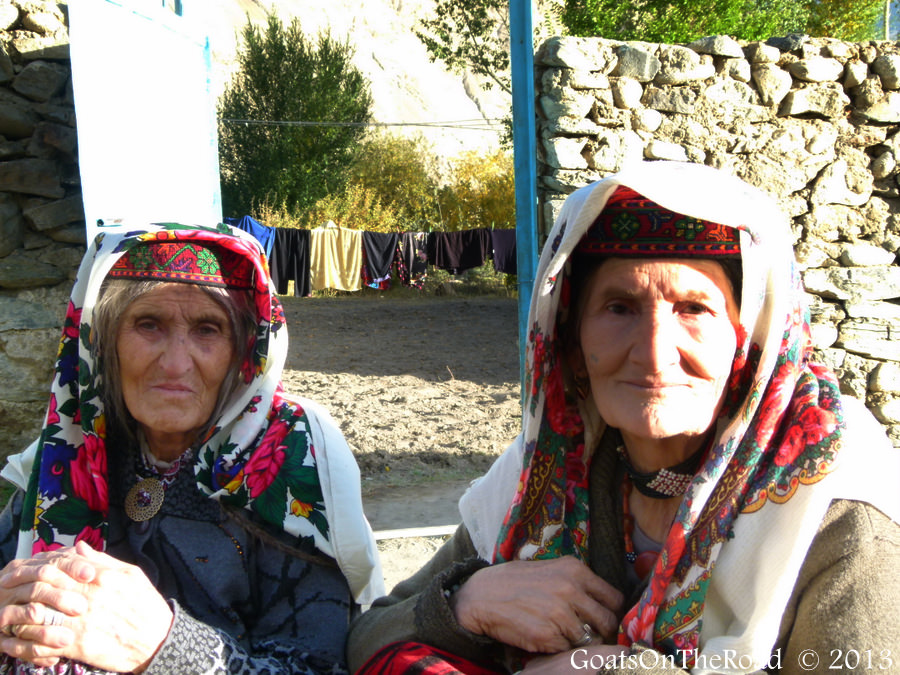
xmin=0 ymin=541 xmax=174 ymax=673
xmin=450 ymin=556 xmax=623 ymax=654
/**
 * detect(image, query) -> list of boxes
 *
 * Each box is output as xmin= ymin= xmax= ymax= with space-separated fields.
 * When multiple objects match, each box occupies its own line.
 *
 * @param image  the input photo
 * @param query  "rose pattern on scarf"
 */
xmin=22 ymin=224 xmax=335 ymax=564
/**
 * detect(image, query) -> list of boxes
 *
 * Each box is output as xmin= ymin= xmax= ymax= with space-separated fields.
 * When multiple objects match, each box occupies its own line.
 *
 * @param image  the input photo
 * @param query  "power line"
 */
xmin=220 ymin=117 xmax=506 ymax=132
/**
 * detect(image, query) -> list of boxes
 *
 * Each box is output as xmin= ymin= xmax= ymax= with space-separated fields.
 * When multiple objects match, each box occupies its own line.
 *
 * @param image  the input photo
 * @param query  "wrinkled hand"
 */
xmin=450 ymin=556 xmax=623 ymax=654
xmin=0 ymin=541 xmax=173 ymax=672
xmin=521 ymin=644 xmax=630 ymax=674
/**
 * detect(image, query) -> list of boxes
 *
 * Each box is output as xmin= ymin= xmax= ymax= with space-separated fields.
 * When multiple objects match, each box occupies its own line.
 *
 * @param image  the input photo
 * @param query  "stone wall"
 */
xmin=0 ymin=1 xmax=83 ymax=455
xmin=536 ymin=34 xmax=900 ymax=446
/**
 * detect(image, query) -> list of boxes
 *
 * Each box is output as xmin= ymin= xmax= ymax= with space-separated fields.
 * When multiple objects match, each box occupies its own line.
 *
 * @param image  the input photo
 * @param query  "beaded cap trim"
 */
xmin=109 ymin=241 xmax=255 ymax=289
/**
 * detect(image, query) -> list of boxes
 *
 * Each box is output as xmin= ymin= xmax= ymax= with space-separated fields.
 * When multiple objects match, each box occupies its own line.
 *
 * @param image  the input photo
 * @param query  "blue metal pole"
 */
xmin=509 ymin=0 xmax=538 ymax=400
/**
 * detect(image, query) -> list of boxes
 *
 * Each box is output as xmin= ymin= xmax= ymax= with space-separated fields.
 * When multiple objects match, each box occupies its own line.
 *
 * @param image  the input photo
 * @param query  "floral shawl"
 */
xmin=459 ymin=161 xmax=898 ymax=672
xmin=2 ymin=224 xmax=382 ymax=604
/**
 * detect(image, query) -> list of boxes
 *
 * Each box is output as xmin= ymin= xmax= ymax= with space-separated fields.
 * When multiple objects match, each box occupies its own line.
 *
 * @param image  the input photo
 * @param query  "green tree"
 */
xmin=218 ymin=14 xmax=373 ymax=217
xmin=557 ymin=0 xmax=809 ymax=42
xmin=349 ymin=133 xmax=441 ymax=230
xmin=558 ymin=0 xmax=885 ymax=42
xmin=415 ymin=0 xmax=511 ymax=95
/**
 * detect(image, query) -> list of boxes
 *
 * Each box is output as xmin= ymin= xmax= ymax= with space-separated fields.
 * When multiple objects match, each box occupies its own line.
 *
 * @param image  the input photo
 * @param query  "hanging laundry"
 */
xmin=427 ymin=228 xmax=491 ymax=275
xmin=362 ymin=231 xmax=399 ymax=287
xmin=490 ymin=228 xmax=517 ymax=275
xmin=224 ymin=215 xmax=276 ymax=259
xmin=395 ymin=232 xmax=428 ymax=289
xmin=309 ymin=221 xmax=363 ymax=292
xmin=270 ymin=227 xmax=310 ymax=297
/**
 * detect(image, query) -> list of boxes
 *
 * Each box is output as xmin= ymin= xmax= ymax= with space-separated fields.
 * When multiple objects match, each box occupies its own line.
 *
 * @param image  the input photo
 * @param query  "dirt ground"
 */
xmin=279 ymin=294 xmax=522 ymax=590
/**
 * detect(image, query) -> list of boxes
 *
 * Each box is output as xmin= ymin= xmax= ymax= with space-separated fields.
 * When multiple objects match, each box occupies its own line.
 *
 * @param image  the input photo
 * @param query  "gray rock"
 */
xmin=0 ymin=158 xmax=62 ymax=198
xmin=21 ymin=11 xmax=65 ymax=36
xmin=779 ymin=83 xmax=850 ymax=118
xmin=871 ymin=150 xmax=896 ymax=179
xmin=839 ymin=242 xmax=896 ymax=266
xmin=766 ymin=34 xmax=809 ymax=53
xmin=0 ymin=43 xmax=14 ymax=85
xmin=655 ymin=45 xmax=715 ymax=85
xmin=542 ymin=137 xmax=588 ymax=169
xmin=837 ymin=318 xmax=898 ymax=361
xmin=12 ymin=60 xmax=69 ymax=102
xmin=689 ymin=35 xmax=744 ymax=58
xmin=539 ymin=37 xmax=616 ymax=72
xmin=0 ymin=3 xmax=18 ymax=30
xmin=10 ymin=35 xmax=70 ymax=61
xmin=844 ymin=60 xmax=869 ymax=89
xmin=47 ymin=224 xmax=86 ymax=245
xmin=644 ymin=139 xmax=688 ymax=161
xmin=810 ymin=159 xmax=873 ymax=207
xmin=614 ymin=45 xmax=660 ymax=82
xmin=856 ymin=91 xmax=900 ymax=123
xmin=788 ymin=57 xmax=844 ymax=83
xmin=845 ymin=300 xmax=900 ymax=321
xmin=752 ymin=64 xmax=793 ymax=106
xmin=23 ymin=195 xmax=84 ymax=232
xmin=632 ymin=108 xmax=662 ymax=132
xmin=870 ymin=362 xmax=900 ymax=393
xmin=643 ymin=86 xmax=697 ymax=113
xmin=803 ymin=265 xmax=900 ymax=301
xmin=743 ymin=42 xmax=781 ymax=64
xmin=872 ymin=54 xmax=900 ymax=90
xmin=0 ymin=250 xmax=67 ymax=288
xmin=610 ymin=77 xmax=643 ymax=109
xmin=0 ymin=97 xmax=38 ymax=138
xmin=720 ymin=58 xmax=751 ymax=83
xmin=0 ymin=296 xmax=59 ymax=330
xmin=0 ymin=198 xmax=24 ymax=257
xmin=539 ymin=92 xmax=594 ymax=120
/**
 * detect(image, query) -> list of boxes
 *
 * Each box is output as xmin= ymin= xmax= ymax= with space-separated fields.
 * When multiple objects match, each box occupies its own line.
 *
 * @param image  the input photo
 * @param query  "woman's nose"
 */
xmin=632 ymin=311 xmax=680 ymax=369
xmin=156 ymin=332 xmax=192 ymax=374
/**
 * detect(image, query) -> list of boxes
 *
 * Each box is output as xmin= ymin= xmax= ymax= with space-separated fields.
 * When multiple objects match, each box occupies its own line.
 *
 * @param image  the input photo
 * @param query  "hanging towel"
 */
xmin=490 ymin=228 xmax=517 ymax=274
xmin=427 ymin=228 xmax=491 ymax=275
xmin=396 ymin=232 xmax=428 ymax=289
xmin=270 ymin=227 xmax=311 ymax=297
xmin=310 ymin=223 xmax=363 ymax=292
xmin=362 ymin=231 xmax=399 ymax=284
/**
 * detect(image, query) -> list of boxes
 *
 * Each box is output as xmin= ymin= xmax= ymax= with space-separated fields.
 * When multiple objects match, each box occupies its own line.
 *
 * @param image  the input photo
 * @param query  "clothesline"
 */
xmin=224 ymin=217 xmax=517 ymax=296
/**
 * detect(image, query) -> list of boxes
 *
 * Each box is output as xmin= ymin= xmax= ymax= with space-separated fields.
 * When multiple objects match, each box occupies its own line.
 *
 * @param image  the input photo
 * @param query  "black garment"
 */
xmin=270 ymin=228 xmax=311 ymax=297
xmin=490 ymin=229 xmax=517 ymax=274
xmin=427 ymin=228 xmax=491 ymax=275
xmin=362 ymin=231 xmax=399 ymax=283
xmin=397 ymin=232 xmax=428 ymax=288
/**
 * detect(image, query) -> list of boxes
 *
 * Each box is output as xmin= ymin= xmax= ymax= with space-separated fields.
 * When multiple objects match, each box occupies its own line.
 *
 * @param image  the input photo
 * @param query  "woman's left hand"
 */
xmin=0 ymin=541 xmax=174 ymax=673
xmin=521 ymin=644 xmax=630 ymax=674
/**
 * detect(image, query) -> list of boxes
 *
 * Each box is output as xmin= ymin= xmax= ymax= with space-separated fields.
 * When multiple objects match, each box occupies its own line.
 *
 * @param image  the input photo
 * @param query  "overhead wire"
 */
xmin=219 ymin=118 xmax=506 ymax=132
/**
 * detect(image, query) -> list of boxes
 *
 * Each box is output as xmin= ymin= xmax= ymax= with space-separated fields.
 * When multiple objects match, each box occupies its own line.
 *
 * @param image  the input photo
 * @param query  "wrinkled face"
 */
xmin=575 ymin=258 xmax=740 ymax=447
xmin=117 ymin=284 xmax=235 ymax=459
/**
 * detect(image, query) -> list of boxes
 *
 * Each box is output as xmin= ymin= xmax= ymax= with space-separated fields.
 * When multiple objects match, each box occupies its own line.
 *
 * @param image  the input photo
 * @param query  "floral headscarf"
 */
xmin=5 ymin=223 xmax=381 ymax=603
xmin=463 ymin=161 xmax=895 ymax=670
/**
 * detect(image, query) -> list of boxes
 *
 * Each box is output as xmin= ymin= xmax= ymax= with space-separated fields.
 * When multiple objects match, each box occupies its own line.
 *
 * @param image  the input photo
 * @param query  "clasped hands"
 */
xmin=0 ymin=540 xmax=173 ymax=672
xmin=450 ymin=556 xmax=629 ymax=672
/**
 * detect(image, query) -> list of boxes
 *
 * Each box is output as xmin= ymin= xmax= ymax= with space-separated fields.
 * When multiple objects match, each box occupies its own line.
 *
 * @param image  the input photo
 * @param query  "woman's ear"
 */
xmin=567 ymin=344 xmax=591 ymax=400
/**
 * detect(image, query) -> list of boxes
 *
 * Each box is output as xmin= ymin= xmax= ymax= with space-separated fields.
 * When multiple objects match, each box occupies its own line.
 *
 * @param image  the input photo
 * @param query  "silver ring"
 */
xmin=572 ymin=623 xmax=594 ymax=647
xmin=42 ymin=609 xmax=65 ymax=627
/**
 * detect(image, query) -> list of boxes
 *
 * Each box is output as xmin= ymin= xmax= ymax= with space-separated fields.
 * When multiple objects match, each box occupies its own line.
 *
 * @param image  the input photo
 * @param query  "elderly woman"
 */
xmin=0 ymin=224 xmax=383 ymax=674
xmin=348 ymin=161 xmax=900 ymax=674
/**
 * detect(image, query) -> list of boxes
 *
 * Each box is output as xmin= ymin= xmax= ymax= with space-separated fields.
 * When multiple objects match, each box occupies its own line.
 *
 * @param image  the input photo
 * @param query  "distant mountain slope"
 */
xmin=192 ymin=0 xmax=510 ymax=158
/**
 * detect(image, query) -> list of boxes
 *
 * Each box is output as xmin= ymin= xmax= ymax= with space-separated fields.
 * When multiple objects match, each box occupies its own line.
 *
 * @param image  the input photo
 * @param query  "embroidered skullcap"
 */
xmin=108 ymin=239 xmax=255 ymax=290
xmin=578 ymin=186 xmax=741 ymax=257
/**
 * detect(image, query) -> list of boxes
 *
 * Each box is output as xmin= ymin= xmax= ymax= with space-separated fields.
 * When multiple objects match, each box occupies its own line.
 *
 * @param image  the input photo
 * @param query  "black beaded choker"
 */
xmin=616 ymin=444 xmax=706 ymax=499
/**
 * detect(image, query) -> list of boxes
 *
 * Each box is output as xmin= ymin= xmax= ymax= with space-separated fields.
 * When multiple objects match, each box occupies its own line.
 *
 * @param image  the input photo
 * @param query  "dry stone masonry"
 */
xmin=536 ymin=34 xmax=900 ymax=447
xmin=0 ymin=1 xmax=82 ymax=455
xmin=0 ymin=10 xmax=898 ymax=453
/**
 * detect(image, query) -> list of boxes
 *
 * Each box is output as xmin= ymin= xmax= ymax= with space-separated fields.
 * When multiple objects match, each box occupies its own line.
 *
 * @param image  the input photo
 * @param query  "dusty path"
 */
xmin=279 ymin=294 xmax=522 ymax=590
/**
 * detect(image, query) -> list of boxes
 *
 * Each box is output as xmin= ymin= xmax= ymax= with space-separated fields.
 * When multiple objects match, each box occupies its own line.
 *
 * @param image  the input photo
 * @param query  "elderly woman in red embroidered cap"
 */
xmin=0 ymin=224 xmax=382 ymax=674
xmin=347 ymin=161 xmax=900 ymax=675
